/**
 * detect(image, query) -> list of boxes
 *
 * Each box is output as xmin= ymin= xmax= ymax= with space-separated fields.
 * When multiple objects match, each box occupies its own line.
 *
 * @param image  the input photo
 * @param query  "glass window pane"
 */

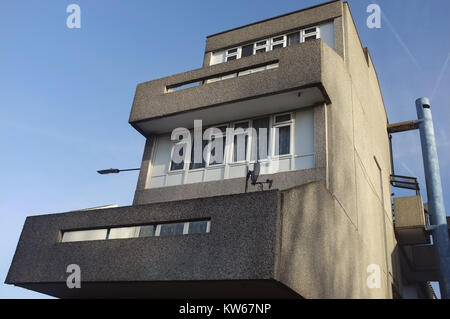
xmin=209 ymin=135 xmax=226 ymax=165
xmin=61 ymin=229 xmax=107 ymax=242
xmin=276 ymin=126 xmax=291 ymax=155
xmin=273 ymin=36 xmax=284 ymax=42
xmin=275 ymin=114 xmax=291 ymax=123
xmin=235 ymin=122 xmax=249 ymax=129
xmin=304 ymin=27 xmax=317 ymax=34
xmin=256 ymin=40 xmax=267 ymax=46
xmin=226 ymin=55 xmax=237 ymax=61
xmin=108 ymin=226 xmax=139 ymax=239
xmin=188 ymin=221 xmax=209 ymax=234
xmin=255 ymin=48 xmax=266 ymax=54
xmin=227 ymin=48 xmax=238 ymax=54
xmin=288 ymin=32 xmax=300 ymax=46
xmin=139 ymin=225 xmax=155 ymax=238
xmin=272 ymin=43 xmax=283 ymax=50
xmin=190 ymin=138 xmax=207 ymax=170
xmin=233 ymin=135 xmax=248 ymax=162
xmin=241 ymin=44 xmax=253 ymax=57
xmin=159 ymin=223 xmax=185 ymax=236
xmin=304 ymin=35 xmax=317 ymax=41
xmin=252 ymin=117 xmax=270 ymax=160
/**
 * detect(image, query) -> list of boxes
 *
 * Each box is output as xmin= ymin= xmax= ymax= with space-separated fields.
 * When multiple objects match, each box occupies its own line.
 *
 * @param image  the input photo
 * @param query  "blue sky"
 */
xmin=0 ymin=0 xmax=449 ymax=298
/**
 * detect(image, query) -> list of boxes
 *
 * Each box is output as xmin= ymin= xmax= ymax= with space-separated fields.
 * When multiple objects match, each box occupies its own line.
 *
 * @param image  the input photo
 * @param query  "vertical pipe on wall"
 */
xmin=416 ymin=97 xmax=450 ymax=299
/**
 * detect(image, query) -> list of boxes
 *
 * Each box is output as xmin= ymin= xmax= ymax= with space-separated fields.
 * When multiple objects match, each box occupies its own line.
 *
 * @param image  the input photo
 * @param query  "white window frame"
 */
xmin=270 ymin=35 xmax=286 ymax=50
xmin=225 ymin=47 xmax=241 ymax=61
xmin=271 ymin=112 xmax=294 ymax=158
xmin=212 ymin=25 xmax=322 ymax=65
xmin=301 ymin=26 xmax=320 ymax=42
xmin=253 ymin=39 xmax=269 ymax=55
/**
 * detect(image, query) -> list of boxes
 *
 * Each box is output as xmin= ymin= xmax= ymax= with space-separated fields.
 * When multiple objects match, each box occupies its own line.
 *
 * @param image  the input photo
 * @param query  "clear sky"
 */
xmin=1 ymin=0 xmax=449 ymax=298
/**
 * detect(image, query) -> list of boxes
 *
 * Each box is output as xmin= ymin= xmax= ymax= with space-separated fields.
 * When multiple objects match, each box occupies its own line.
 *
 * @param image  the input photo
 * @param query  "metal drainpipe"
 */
xmin=416 ymin=97 xmax=450 ymax=299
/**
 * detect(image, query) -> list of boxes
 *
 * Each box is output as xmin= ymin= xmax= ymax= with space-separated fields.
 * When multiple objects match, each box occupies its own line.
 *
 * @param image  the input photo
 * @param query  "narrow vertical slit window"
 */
xmin=273 ymin=114 xmax=292 ymax=156
xmin=233 ymin=121 xmax=249 ymax=162
xmin=252 ymin=117 xmax=270 ymax=160
xmin=208 ymin=126 xmax=227 ymax=166
xmin=287 ymin=32 xmax=300 ymax=46
xmin=241 ymin=44 xmax=254 ymax=58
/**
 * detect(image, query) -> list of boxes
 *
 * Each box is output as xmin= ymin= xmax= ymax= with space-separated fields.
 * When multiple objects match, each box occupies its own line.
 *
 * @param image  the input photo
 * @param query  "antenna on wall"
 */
xmin=245 ymin=161 xmax=273 ymax=192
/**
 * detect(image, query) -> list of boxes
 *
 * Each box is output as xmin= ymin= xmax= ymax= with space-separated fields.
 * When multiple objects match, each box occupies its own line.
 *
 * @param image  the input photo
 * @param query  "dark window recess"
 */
xmin=241 ymin=44 xmax=254 ymax=57
xmin=275 ymin=114 xmax=291 ymax=123
xmin=304 ymin=27 xmax=317 ymax=34
xmin=227 ymin=55 xmax=237 ymax=61
xmin=272 ymin=43 xmax=283 ymax=50
xmin=189 ymin=137 xmax=207 ymax=170
xmin=253 ymin=117 xmax=270 ymax=160
xmin=273 ymin=36 xmax=284 ymax=42
xmin=209 ymin=136 xmax=226 ymax=165
xmin=171 ymin=137 xmax=185 ymax=171
xmin=304 ymin=35 xmax=317 ymax=41
xmin=287 ymin=32 xmax=300 ymax=46
xmin=256 ymin=40 xmax=267 ymax=46
xmin=255 ymin=48 xmax=266 ymax=54
xmin=227 ymin=48 xmax=238 ymax=54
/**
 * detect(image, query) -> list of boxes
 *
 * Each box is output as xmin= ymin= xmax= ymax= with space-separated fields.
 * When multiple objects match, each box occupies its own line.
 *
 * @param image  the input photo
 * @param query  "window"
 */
xmin=157 ymin=222 xmax=185 ymax=236
xmin=108 ymin=226 xmax=140 ymax=239
xmin=60 ymin=219 xmax=211 ymax=243
xmin=241 ymin=44 xmax=254 ymax=58
xmin=271 ymin=35 xmax=286 ymax=50
xmin=287 ymin=32 xmax=300 ymax=46
xmin=61 ymin=229 xmax=107 ymax=242
xmin=211 ymin=24 xmax=325 ymax=66
xmin=188 ymin=220 xmax=211 ymax=234
xmin=207 ymin=125 xmax=227 ymax=166
xmin=273 ymin=113 xmax=292 ymax=156
xmin=170 ymin=135 xmax=186 ymax=171
xmin=233 ymin=121 xmax=249 ymax=162
xmin=252 ymin=117 xmax=270 ymax=160
xmin=189 ymin=133 xmax=207 ymax=170
xmin=226 ymin=47 xmax=239 ymax=61
xmin=147 ymin=109 xmax=315 ymax=189
xmin=139 ymin=225 xmax=155 ymax=238
xmin=302 ymin=27 xmax=319 ymax=42
xmin=254 ymin=40 xmax=268 ymax=54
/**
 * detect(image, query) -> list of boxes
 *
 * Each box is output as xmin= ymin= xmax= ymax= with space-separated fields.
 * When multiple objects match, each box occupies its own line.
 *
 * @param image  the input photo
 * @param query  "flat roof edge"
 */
xmin=206 ymin=0 xmax=341 ymax=39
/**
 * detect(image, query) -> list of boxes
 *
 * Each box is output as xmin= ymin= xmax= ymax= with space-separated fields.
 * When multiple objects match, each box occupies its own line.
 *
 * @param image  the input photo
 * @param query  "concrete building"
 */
xmin=6 ymin=0 xmax=441 ymax=298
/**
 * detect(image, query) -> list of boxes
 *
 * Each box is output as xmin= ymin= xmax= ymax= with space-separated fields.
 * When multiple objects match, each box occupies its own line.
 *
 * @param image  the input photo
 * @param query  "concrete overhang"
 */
xmin=129 ymin=40 xmax=332 ymax=136
xmin=5 ymin=189 xmax=302 ymax=298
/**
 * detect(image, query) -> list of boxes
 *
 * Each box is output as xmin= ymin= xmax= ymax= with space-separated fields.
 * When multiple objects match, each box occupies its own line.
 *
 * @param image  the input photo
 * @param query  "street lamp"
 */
xmin=97 ymin=168 xmax=140 ymax=175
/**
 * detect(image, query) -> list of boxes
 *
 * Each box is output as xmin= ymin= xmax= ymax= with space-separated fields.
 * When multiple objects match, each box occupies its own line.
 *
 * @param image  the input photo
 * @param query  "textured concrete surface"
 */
xmin=133 ymin=168 xmax=325 ymax=205
xmin=130 ymin=41 xmax=324 ymax=125
xmin=6 ymin=191 xmax=280 ymax=288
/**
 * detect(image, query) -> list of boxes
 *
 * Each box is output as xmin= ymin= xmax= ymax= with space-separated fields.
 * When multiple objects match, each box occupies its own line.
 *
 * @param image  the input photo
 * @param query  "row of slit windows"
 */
xmin=61 ymin=219 xmax=211 ymax=243
xmin=170 ymin=112 xmax=293 ymax=172
xmin=213 ymin=26 xmax=320 ymax=64
xmin=166 ymin=62 xmax=279 ymax=92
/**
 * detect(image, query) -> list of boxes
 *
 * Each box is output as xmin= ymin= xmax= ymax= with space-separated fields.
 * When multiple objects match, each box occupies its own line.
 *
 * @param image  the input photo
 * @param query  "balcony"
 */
xmin=6 ymin=181 xmax=347 ymax=298
xmin=130 ymin=40 xmax=332 ymax=136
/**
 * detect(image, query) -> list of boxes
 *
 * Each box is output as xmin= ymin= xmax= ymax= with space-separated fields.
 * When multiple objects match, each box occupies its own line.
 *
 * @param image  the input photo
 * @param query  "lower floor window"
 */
xmin=148 ymin=108 xmax=315 ymax=188
xmin=60 ymin=219 xmax=211 ymax=243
